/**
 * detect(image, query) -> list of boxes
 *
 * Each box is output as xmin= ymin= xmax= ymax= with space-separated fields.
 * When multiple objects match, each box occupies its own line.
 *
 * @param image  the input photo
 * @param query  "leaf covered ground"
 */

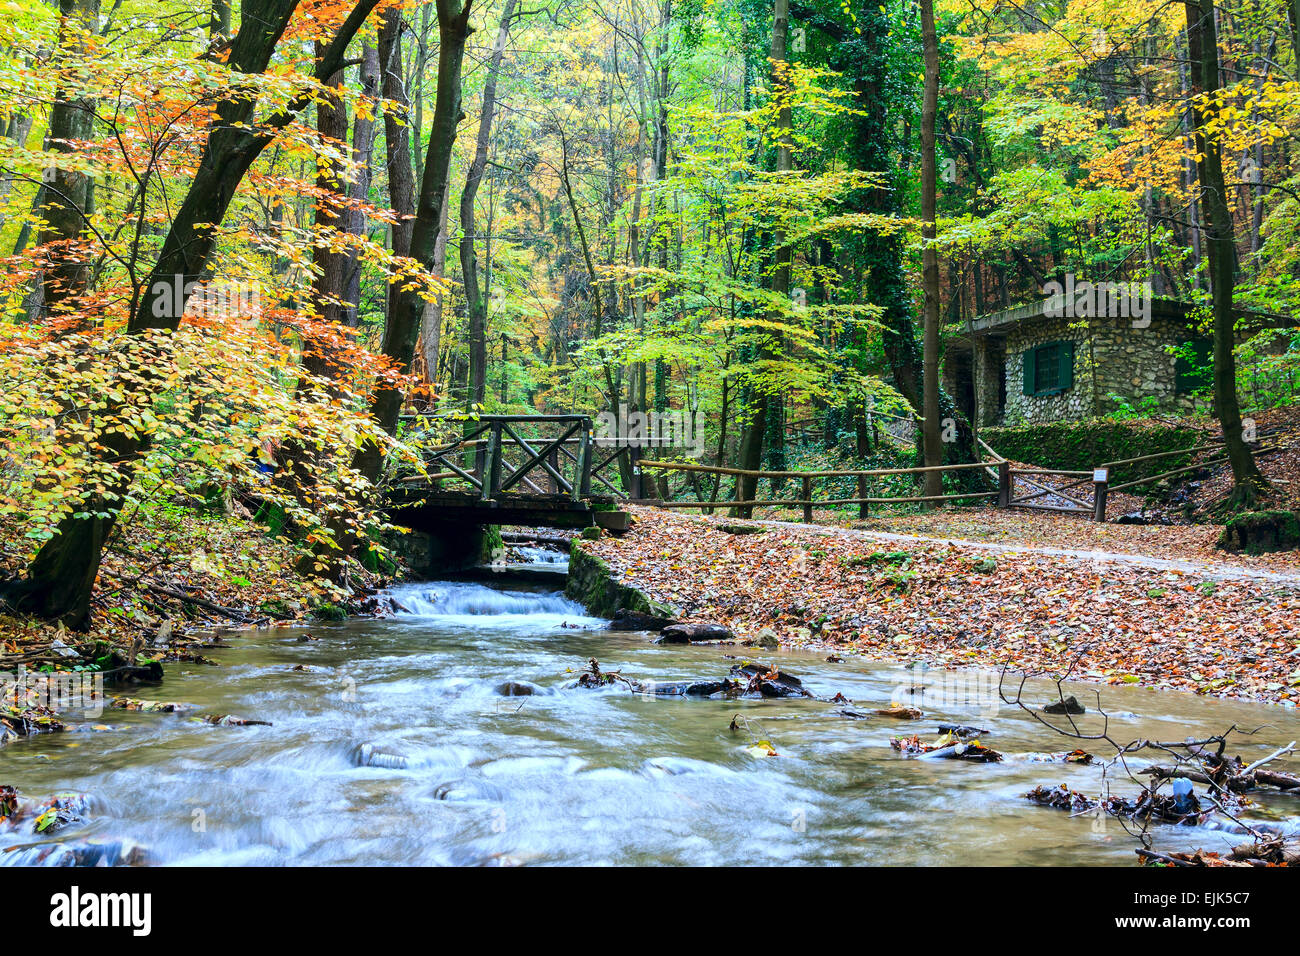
xmin=0 ymin=502 xmax=376 ymax=673
xmin=584 ymin=507 xmax=1300 ymax=707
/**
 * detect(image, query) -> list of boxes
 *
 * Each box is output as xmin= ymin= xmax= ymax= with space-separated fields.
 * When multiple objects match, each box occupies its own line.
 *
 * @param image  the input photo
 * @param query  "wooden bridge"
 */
xmin=385 ymin=414 xmax=634 ymax=531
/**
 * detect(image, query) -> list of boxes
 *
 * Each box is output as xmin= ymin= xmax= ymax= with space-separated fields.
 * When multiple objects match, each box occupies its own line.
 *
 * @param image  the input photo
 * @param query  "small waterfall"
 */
xmin=386 ymin=581 xmax=600 ymax=628
xmin=510 ymin=546 xmax=568 ymax=567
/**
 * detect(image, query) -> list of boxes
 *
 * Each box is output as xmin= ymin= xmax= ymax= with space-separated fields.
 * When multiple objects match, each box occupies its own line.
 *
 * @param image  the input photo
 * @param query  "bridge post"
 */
xmin=572 ymin=426 xmax=592 ymax=501
xmin=547 ymin=446 xmax=561 ymax=494
xmin=481 ymin=421 xmax=502 ymax=501
xmin=1093 ymin=468 xmax=1109 ymax=522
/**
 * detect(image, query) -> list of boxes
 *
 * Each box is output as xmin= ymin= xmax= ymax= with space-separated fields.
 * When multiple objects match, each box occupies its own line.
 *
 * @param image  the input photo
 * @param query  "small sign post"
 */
xmin=1092 ymin=467 xmax=1109 ymax=522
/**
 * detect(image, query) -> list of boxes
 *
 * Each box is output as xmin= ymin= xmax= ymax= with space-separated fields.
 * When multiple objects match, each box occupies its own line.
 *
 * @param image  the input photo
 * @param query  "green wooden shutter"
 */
xmin=1058 ymin=340 xmax=1074 ymax=391
xmin=1022 ymin=347 xmax=1036 ymax=395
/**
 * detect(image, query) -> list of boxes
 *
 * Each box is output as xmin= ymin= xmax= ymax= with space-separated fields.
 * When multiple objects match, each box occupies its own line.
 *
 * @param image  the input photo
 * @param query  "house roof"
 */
xmin=946 ymin=296 xmax=1292 ymax=352
xmin=966 ymin=296 xmax=1194 ymax=338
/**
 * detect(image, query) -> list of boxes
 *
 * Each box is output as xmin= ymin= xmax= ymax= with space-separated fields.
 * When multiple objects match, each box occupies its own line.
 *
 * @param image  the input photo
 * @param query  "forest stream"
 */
xmin=3 ymin=553 xmax=1299 ymax=866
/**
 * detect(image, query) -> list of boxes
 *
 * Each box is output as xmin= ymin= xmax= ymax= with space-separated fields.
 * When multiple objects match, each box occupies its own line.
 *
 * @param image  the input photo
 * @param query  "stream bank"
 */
xmin=576 ymin=507 xmax=1300 ymax=708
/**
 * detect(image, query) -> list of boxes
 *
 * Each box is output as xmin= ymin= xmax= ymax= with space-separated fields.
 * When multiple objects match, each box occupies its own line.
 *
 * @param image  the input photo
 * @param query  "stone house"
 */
xmin=945 ymin=296 xmax=1222 ymax=428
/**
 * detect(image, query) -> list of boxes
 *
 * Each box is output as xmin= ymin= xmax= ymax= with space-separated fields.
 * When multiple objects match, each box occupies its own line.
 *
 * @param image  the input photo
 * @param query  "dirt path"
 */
xmin=745 ymin=518 xmax=1300 ymax=585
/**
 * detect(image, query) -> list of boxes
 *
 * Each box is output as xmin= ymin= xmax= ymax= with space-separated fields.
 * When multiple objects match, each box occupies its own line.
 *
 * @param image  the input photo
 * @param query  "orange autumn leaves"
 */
xmin=585 ymin=507 xmax=1300 ymax=707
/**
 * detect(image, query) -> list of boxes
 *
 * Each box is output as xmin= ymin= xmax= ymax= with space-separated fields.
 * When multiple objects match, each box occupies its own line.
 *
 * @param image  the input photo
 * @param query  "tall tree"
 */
xmin=920 ymin=0 xmax=943 ymax=498
xmin=355 ymin=0 xmax=476 ymax=482
xmin=1185 ymin=0 xmax=1264 ymax=507
xmin=735 ymin=0 xmax=792 ymax=516
xmin=462 ymin=0 xmax=519 ymax=410
xmin=36 ymin=0 xmax=100 ymax=324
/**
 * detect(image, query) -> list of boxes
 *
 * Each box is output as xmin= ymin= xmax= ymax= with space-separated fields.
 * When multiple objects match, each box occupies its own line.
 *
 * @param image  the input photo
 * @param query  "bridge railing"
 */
xmin=397 ymin=414 xmax=629 ymax=501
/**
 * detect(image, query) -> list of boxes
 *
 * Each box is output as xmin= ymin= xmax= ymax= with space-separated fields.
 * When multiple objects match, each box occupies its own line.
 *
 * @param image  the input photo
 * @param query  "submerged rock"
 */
xmin=1 ymin=705 xmax=66 ymax=738
xmin=199 ymin=714 xmax=272 ymax=727
xmin=728 ymin=662 xmax=811 ymax=698
xmin=349 ymin=743 xmax=410 ymax=770
xmin=109 ymin=697 xmax=194 ymax=714
xmin=658 ymin=622 xmax=734 ymax=643
xmin=493 ymin=680 xmax=543 ymax=697
xmin=1043 ymin=695 xmax=1085 ymax=715
xmin=4 ymin=838 xmax=152 ymax=867
xmin=431 ymin=779 xmax=506 ymax=803
xmin=609 ymin=608 xmax=679 ymax=632
xmin=649 ymin=680 xmax=738 ymax=698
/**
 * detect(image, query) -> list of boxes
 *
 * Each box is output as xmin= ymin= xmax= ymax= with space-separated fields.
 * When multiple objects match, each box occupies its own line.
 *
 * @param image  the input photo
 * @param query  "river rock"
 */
xmin=494 ymin=680 xmax=543 ymax=697
xmin=432 ymin=779 xmax=506 ymax=803
xmin=649 ymin=680 xmax=735 ymax=697
xmin=658 ymin=622 xmax=734 ymax=643
xmin=102 ymin=660 xmax=165 ymax=685
xmin=609 ymin=608 xmax=679 ymax=632
xmin=716 ymin=522 xmax=766 ymax=535
xmin=349 ymin=742 xmax=410 ymax=770
xmin=1043 ymin=695 xmax=1085 ymax=715
xmin=201 ymin=714 xmax=272 ymax=727
xmin=729 ymin=662 xmax=811 ymax=698
xmin=4 ymin=838 xmax=152 ymax=867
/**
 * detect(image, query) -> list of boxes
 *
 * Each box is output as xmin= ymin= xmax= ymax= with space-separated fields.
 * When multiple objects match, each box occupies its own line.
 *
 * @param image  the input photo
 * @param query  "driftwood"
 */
xmin=1144 ymin=739 xmax=1299 ymax=795
xmin=140 ymin=582 xmax=256 ymax=621
xmin=97 ymin=569 xmax=260 ymax=623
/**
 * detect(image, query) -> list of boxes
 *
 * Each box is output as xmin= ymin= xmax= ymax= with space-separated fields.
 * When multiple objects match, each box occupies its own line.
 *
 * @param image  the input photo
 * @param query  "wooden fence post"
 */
xmin=997 ymin=460 xmax=1011 ymax=508
xmin=628 ymin=445 xmax=642 ymax=499
xmin=1093 ymin=467 xmax=1108 ymax=523
xmin=801 ymin=475 xmax=813 ymax=523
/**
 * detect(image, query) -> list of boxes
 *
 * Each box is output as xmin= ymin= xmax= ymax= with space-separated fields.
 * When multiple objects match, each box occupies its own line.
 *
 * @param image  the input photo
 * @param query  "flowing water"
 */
xmin=3 ymin=559 xmax=1298 ymax=866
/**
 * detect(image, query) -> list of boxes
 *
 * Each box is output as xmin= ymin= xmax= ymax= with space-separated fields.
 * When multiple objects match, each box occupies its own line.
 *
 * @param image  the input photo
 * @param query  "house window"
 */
xmin=1022 ymin=340 xmax=1074 ymax=396
xmin=1175 ymin=338 xmax=1213 ymax=394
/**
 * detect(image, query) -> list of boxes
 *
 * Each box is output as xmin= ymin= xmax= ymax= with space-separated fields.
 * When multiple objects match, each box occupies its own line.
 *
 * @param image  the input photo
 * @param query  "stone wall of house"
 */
xmin=972 ymin=337 xmax=1002 ymax=427
xmin=1002 ymin=317 xmax=1093 ymax=425
xmin=1000 ymin=315 xmax=1192 ymax=425
xmin=1089 ymin=314 xmax=1189 ymax=416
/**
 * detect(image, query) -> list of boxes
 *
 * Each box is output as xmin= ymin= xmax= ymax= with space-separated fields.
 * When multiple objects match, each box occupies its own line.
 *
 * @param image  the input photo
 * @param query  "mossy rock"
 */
xmin=715 ymin=522 xmax=766 ymax=535
xmin=564 ymin=544 xmax=676 ymax=619
xmin=580 ymin=526 xmax=603 ymax=541
xmin=1217 ymin=510 xmax=1300 ymax=554
xmin=842 ymin=551 xmax=910 ymax=568
xmin=311 ymin=602 xmax=348 ymax=621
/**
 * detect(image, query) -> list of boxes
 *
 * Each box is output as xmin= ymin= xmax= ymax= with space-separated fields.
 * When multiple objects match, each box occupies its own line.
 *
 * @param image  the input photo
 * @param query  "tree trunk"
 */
xmin=354 ymin=0 xmax=475 ymax=484
xmin=736 ymin=0 xmax=791 ymax=516
xmin=920 ymin=0 xmax=944 ymax=500
xmin=419 ymin=181 xmax=451 ymax=393
xmin=37 ymin=0 xmax=100 ymax=324
xmin=342 ymin=40 xmax=380 ymax=327
xmin=461 ymin=0 xmax=517 ymax=410
xmin=1185 ymin=0 xmax=1263 ymax=507
xmin=307 ymin=42 xmax=351 ymax=366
